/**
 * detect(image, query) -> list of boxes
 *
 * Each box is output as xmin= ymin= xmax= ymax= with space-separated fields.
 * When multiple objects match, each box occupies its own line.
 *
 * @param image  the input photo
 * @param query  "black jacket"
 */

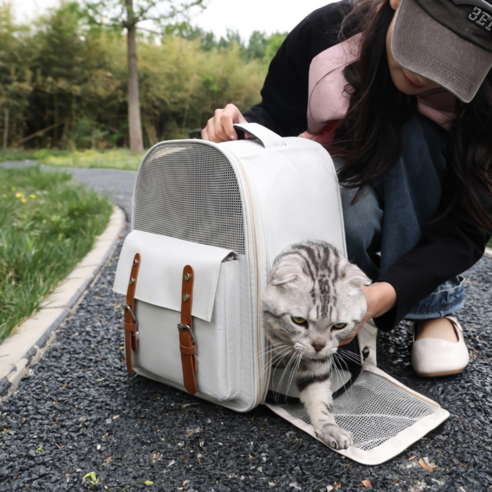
xmin=244 ymin=1 xmax=491 ymax=331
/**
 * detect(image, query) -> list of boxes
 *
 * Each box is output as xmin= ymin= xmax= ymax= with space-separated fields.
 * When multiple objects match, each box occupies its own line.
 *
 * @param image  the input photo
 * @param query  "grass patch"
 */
xmin=0 ymin=165 xmax=113 ymax=343
xmin=0 ymin=148 xmax=144 ymax=170
xmin=0 ymin=148 xmax=40 ymax=163
xmin=35 ymin=148 xmax=143 ymax=170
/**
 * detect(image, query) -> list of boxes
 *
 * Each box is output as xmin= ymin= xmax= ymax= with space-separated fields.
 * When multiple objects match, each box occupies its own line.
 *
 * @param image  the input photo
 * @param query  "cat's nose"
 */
xmin=313 ymin=343 xmax=325 ymax=352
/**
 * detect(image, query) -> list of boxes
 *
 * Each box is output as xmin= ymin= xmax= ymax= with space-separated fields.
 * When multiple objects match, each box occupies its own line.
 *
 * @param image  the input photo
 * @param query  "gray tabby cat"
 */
xmin=262 ymin=240 xmax=370 ymax=450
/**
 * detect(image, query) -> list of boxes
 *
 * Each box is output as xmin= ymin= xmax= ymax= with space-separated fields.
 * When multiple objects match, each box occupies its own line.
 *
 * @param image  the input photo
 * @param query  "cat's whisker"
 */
xmin=269 ymin=345 xmax=293 ymax=363
xmin=331 ymin=355 xmax=347 ymax=387
xmin=284 ymin=352 xmax=303 ymax=401
xmin=330 ymin=355 xmax=344 ymax=386
xmin=341 ymin=356 xmax=363 ymax=369
xmin=256 ymin=347 xmax=286 ymax=360
xmin=341 ymin=356 xmax=362 ymax=367
xmin=337 ymin=349 xmax=363 ymax=366
xmin=330 ymin=355 xmax=347 ymax=401
xmin=281 ymin=357 xmax=297 ymax=403
xmin=332 ymin=353 xmax=356 ymax=405
xmin=257 ymin=350 xmax=292 ymax=389
xmin=258 ymin=346 xmax=293 ymax=381
xmin=338 ymin=349 xmax=362 ymax=360
xmin=275 ymin=352 xmax=297 ymax=393
xmin=285 ymin=352 xmax=302 ymax=396
xmin=257 ymin=341 xmax=290 ymax=353
xmin=337 ymin=345 xmax=363 ymax=359
xmin=268 ymin=348 xmax=294 ymax=384
xmin=275 ymin=352 xmax=298 ymax=403
xmin=255 ymin=345 xmax=290 ymax=368
xmin=332 ymin=356 xmax=355 ymax=408
xmin=333 ymin=352 xmax=351 ymax=374
xmin=255 ymin=343 xmax=290 ymax=360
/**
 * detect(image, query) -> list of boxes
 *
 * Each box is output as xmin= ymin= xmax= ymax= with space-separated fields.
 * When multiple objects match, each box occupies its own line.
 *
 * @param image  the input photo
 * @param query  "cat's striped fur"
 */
xmin=262 ymin=240 xmax=370 ymax=449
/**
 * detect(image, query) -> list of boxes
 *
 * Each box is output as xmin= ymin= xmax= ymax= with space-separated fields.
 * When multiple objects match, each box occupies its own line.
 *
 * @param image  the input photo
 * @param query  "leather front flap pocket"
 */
xmin=113 ymin=230 xmax=241 ymax=401
xmin=114 ymin=230 xmax=234 ymax=322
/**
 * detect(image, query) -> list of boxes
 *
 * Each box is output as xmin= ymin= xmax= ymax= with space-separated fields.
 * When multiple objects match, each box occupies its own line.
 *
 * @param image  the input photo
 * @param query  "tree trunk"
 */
xmin=126 ymin=0 xmax=144 ymax=153
xmin=61 ymin=119 xmax=68 ymax=150
xmin=54 ymin=92 xmax=59 ymax=147
xmin=3 ymin=108 xmax=9 ymax=149
xmin=69 ymin=93 xmax=76 ymax=151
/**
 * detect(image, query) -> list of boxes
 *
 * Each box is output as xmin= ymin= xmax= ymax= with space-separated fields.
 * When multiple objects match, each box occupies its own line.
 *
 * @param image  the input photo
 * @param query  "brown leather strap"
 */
xmin=124 ymin=253 xmax=141 ymax=376
xmin=178 ymin=265 xmax=197 ymax=395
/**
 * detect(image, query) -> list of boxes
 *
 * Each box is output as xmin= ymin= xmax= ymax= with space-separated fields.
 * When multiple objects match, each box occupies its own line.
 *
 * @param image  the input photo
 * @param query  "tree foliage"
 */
xmin=83 ymin=0 xmax=206 ymax=32
xmin=82 ymin=0 xmax=208 ymax=152
xmin=0 ymin=2 xmax=34 ymax=146
xmin=0 ymin=0 xmax=287 ymax=150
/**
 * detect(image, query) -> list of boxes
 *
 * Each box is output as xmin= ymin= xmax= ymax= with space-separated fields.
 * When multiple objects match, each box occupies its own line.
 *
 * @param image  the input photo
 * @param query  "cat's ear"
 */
xmin=342 ymin=262 xmax=371 ymax=287
xmin=270 ymin=254 xmax=305 ymax=286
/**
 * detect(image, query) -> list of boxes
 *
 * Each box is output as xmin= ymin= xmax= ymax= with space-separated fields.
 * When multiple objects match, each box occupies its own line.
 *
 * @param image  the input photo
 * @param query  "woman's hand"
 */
xmin=339 ymin=282 xmax=397 ymax=346
xmin=201 ymin=104 xmax=248 ymax=143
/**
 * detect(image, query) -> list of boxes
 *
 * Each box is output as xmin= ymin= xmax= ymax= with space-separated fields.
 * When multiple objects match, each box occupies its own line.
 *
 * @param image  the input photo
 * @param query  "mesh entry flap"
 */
xmin=266 ymin=365 xmax=449 ymax=465
xmin=113 ymin=230 xmax=234 ymax=322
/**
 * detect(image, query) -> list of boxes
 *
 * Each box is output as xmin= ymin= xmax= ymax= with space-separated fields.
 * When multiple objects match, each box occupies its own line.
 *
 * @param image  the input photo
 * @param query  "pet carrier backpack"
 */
xmin=113 ymin=123 xmax=449 ymax=465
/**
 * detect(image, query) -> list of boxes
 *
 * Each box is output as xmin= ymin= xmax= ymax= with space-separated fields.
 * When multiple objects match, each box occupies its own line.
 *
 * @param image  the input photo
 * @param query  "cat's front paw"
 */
xmin=315 ymin=424 xmax=353 ymax=450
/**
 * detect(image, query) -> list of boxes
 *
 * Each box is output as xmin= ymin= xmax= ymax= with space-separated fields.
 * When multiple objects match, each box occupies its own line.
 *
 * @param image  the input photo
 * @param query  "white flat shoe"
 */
xmin=412 ymin=316 xmax=469 ymax=377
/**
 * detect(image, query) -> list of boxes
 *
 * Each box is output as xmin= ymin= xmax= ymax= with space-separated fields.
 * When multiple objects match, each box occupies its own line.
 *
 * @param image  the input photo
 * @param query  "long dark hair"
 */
xmin=333 ymin=0 xmax=492 ymax=230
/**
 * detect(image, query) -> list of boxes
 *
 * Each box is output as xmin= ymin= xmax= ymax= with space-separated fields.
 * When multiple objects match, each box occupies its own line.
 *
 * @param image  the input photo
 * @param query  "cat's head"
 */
xmin=262 ymin=241 xmax=370 ymax=360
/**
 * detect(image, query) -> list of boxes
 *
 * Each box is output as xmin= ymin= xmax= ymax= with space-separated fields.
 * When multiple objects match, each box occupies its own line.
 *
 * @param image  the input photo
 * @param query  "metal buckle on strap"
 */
xmin=177 ymin=323 xmax=196 ymax=343
xmin=123 ymin=304 xmax=136 ymax=323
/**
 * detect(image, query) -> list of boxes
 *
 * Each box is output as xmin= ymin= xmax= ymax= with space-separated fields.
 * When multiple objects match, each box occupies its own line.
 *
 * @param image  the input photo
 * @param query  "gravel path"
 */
xmin=1 ymin=163 xmax=491 ymax=491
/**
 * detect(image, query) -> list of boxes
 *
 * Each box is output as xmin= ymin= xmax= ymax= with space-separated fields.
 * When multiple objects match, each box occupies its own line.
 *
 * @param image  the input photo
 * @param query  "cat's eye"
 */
xmin=291 ymin=316 xmax=307 ymax=326
xmin=333 ymin=323 xmax=347 ymax=330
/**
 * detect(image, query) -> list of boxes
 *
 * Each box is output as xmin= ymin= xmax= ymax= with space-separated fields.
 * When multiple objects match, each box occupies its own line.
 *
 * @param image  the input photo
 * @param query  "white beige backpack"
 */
xmin=113 ymin=123 xmax=448 ymax=465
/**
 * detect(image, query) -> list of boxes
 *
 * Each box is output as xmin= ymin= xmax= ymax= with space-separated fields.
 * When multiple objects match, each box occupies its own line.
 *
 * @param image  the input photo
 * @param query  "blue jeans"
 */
xmin=335 ymin=114 xmax=465 ymax=320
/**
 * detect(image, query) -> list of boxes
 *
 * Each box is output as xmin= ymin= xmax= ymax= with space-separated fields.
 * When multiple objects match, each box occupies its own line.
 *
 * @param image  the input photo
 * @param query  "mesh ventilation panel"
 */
xmin=133 ymin=142 xmax=245 ymax=254
xmin=276 ymin=370 xmax=437 ymax=451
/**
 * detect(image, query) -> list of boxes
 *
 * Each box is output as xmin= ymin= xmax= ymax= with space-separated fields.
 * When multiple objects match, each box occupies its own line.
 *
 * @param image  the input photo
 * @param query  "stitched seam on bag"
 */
xmin=223 ymin=264 xmax=231 ymax=399
xmin=234 ymin=261 xmax=241 ymax=398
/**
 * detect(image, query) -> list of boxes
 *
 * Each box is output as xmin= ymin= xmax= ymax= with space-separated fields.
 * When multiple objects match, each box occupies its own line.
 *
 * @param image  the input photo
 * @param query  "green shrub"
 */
xmin=0 ymin=165 xmax=112 ymax=342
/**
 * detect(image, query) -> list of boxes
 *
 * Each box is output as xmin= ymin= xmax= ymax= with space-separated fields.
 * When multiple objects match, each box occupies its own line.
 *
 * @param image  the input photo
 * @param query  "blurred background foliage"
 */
xmin=0 ymin=0 xmax=286 ymax=150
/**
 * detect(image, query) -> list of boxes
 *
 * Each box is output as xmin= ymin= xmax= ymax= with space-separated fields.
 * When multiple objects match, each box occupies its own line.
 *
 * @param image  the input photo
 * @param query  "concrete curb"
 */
xmin=0 ymin=205 xmax=126 ymax=403
xmin=485 ymin=247 xmax=492 ymax=260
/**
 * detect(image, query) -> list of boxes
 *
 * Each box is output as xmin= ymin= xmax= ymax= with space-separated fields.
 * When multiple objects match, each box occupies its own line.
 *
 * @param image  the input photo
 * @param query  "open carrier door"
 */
xmin=265 ymin=323 xmax=449 ymax=465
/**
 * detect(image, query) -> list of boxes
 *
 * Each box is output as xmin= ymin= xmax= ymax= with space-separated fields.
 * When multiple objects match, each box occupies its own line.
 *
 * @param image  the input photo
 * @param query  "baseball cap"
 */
xmin=391 ymin=0 xmax=492 ymax=103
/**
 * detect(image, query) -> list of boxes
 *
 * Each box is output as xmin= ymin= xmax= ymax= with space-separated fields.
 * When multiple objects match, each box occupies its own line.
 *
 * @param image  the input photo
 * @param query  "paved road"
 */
xmin=1 ymin=162 xmax=491 ymax=491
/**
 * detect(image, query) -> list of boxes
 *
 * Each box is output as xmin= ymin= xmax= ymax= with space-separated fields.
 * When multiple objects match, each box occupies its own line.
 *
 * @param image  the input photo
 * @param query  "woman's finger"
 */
xmin=207 ymin=116 xmax=224 ymax=143
xmin=221 ymin=104 xmax=246 ymax=141
xmin=202 ymin=104 xmax=248 ymax=143
xmin=213 ymin=109 xmax=229 ymax=142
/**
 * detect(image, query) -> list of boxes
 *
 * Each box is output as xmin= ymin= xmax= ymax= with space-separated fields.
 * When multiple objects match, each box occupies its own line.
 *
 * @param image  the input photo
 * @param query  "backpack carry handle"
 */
xmin=234 ymin=123 xmax=287 ymax=149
